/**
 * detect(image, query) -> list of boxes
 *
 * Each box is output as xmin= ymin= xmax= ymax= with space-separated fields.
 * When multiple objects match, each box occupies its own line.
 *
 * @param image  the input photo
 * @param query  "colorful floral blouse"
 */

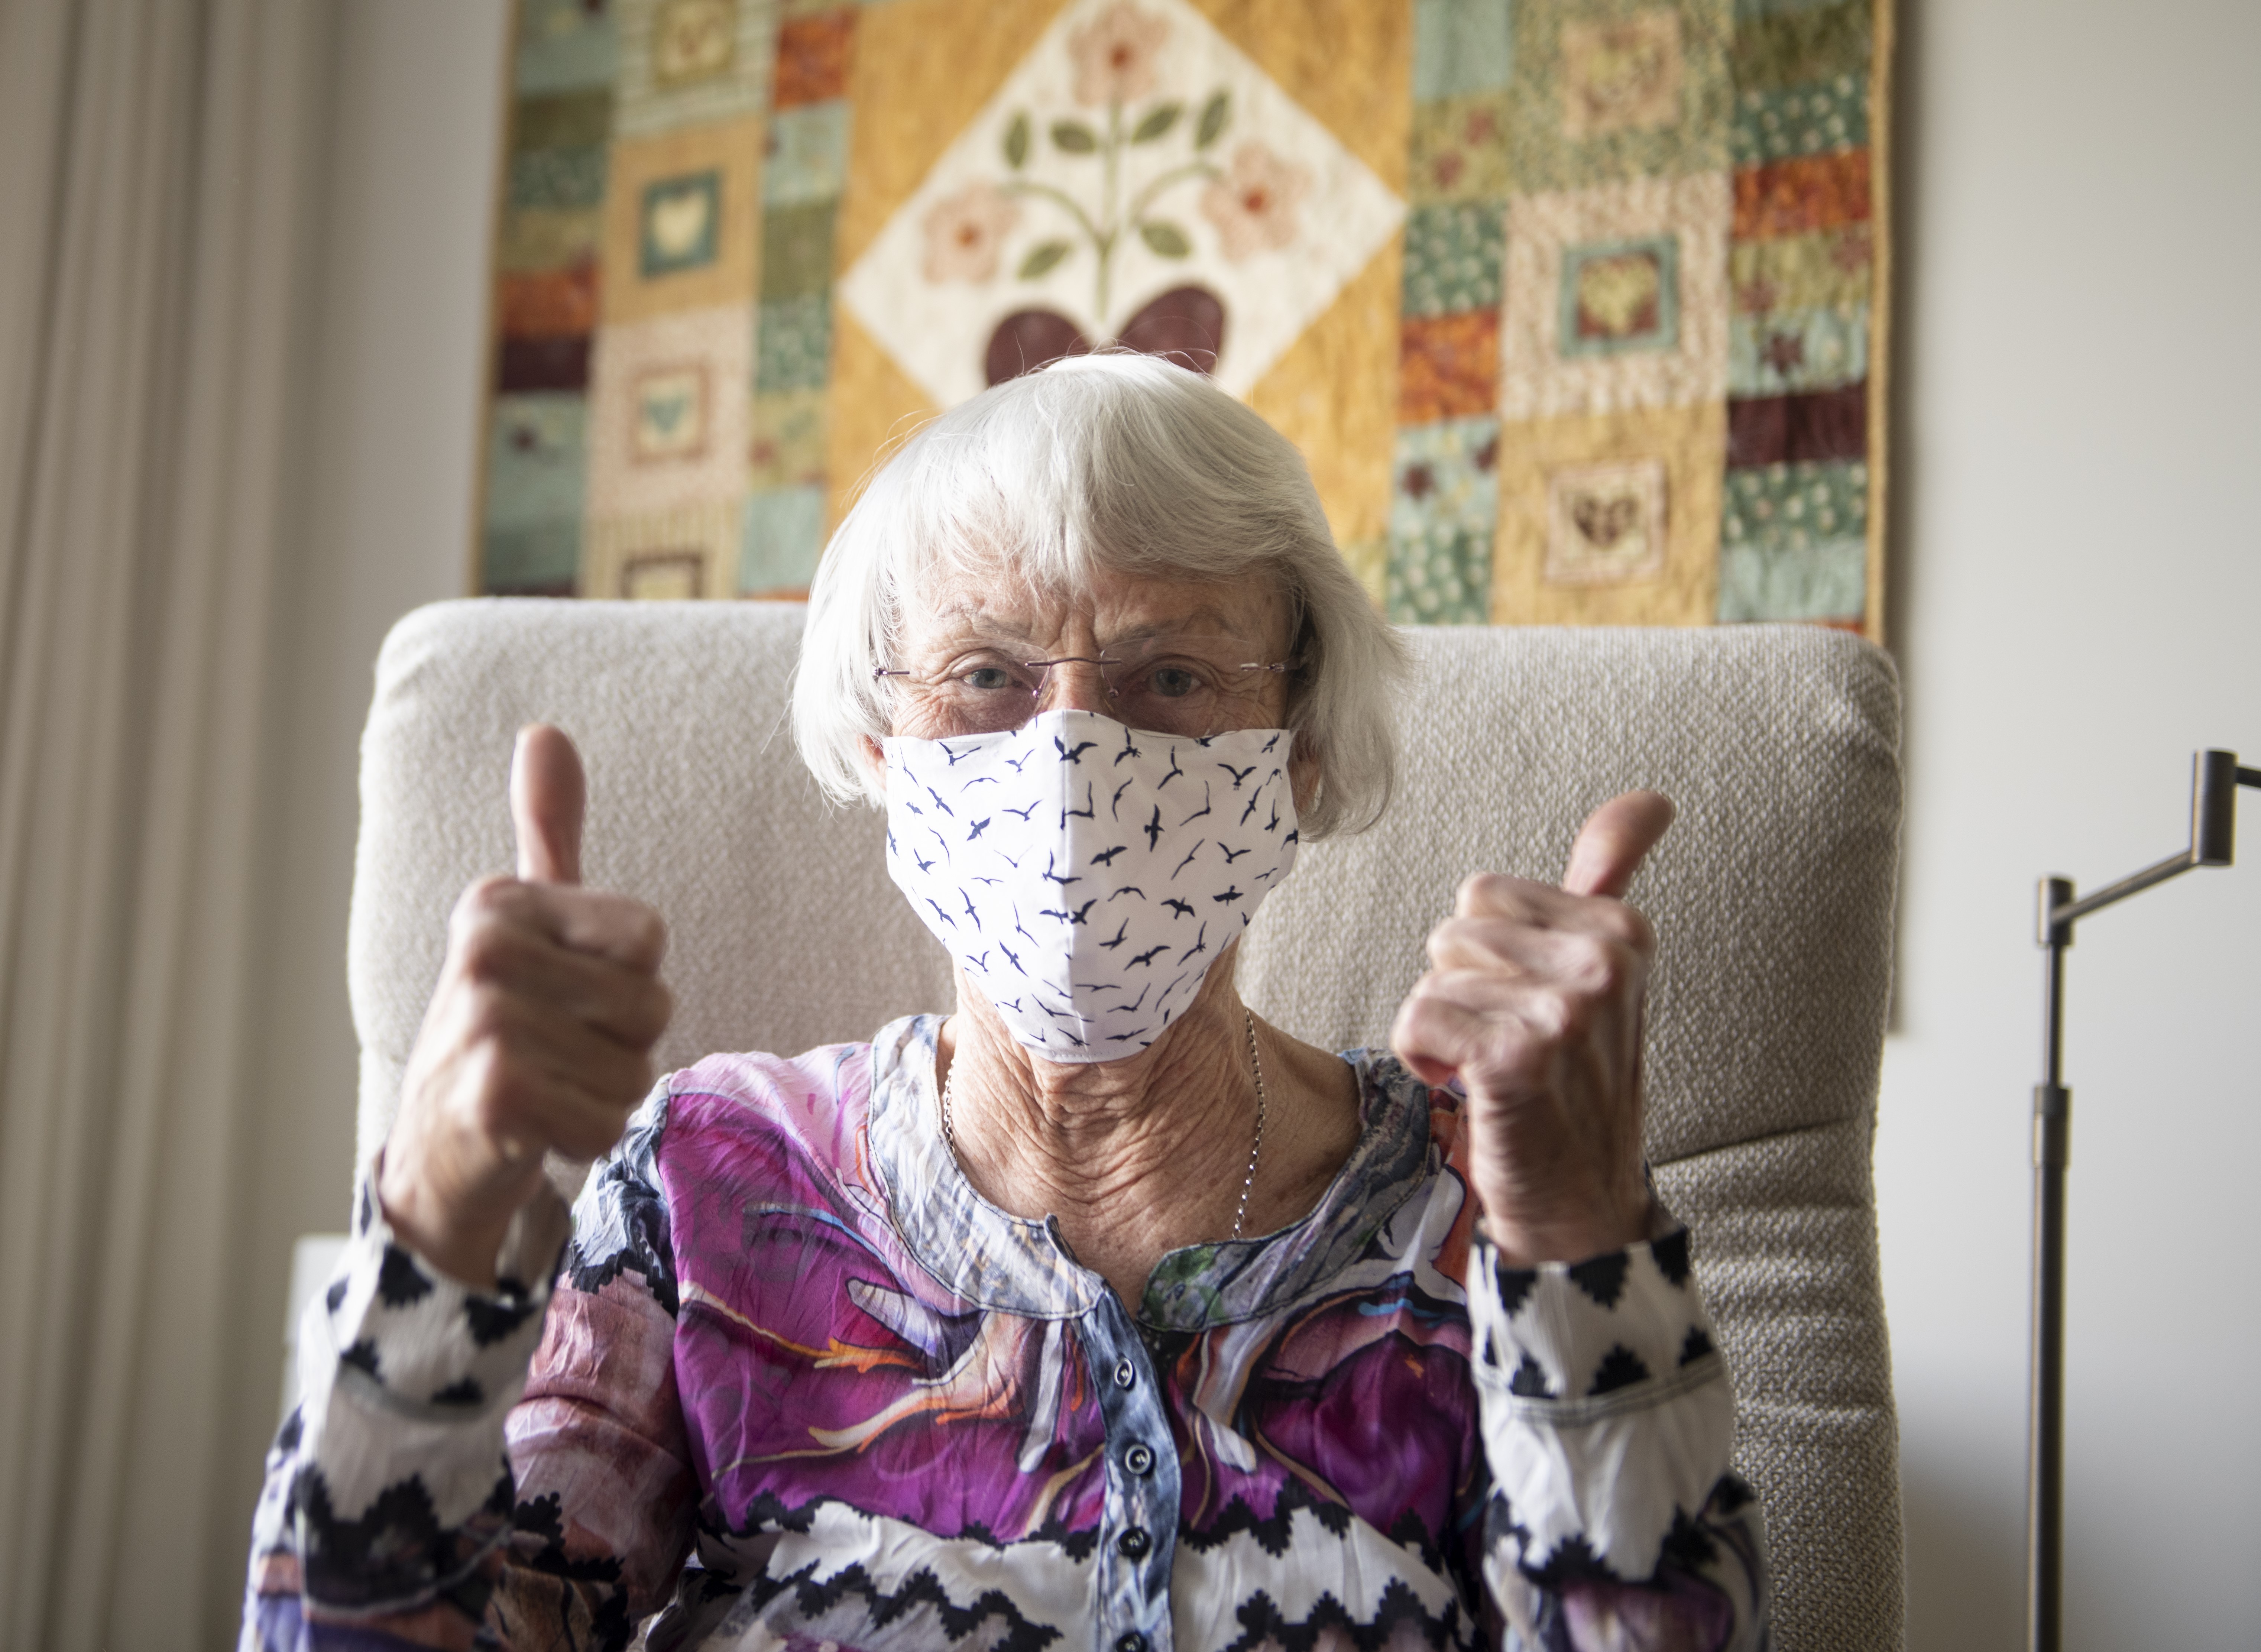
xmin=242 ymin=1016 xmax=1768 ymax=1651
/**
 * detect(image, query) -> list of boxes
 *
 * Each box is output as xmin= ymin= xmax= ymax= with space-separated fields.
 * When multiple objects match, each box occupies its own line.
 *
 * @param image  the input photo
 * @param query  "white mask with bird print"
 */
xmin=882 ymin=709 xmax=1300 ymax=1062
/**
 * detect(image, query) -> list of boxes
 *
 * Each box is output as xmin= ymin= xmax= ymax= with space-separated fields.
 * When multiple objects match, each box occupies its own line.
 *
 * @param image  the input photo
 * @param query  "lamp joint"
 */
xmin=2032 ymin=1084 xmax=2070 ymax=1169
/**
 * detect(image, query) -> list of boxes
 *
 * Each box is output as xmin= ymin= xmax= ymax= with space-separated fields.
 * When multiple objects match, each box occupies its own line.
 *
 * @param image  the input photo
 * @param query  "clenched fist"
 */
xmin=1391 ymin=791 xmax=1672 ymax=1267
xmin=378 ymin=725 xmax=673 ymax=1287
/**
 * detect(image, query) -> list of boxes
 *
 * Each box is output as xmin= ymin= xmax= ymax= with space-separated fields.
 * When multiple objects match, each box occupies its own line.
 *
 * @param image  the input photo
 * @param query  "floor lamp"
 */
xmin=2027 ymin=749 xmax=2258 ymax=1652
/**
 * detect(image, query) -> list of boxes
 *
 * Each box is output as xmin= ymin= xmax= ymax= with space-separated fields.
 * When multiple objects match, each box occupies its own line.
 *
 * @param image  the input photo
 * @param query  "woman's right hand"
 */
xmin=377 ymin=725 xmax=673 ymax=1288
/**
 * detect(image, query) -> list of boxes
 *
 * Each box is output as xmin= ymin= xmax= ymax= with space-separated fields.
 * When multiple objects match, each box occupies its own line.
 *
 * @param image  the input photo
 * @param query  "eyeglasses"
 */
xmin=874 ymin=639 xmax=1296 ymax=739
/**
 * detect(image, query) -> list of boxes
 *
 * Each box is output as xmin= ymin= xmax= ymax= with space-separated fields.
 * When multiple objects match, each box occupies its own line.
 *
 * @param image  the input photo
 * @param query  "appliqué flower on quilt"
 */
xmin=838 ymin=0 xmax=1404 ymax=406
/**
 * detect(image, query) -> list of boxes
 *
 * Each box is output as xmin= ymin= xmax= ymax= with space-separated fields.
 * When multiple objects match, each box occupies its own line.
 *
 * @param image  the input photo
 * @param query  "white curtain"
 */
xmin=0 ymin=0 xmax=333 ymax=1646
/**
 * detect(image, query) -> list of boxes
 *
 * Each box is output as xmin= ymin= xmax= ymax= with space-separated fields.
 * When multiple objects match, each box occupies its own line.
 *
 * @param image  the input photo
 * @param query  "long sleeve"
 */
xmin=1464 ymin=1222 xmax=1769 ymax=1652
xmin=241 ymin=1096 xmax=696 ymax=1652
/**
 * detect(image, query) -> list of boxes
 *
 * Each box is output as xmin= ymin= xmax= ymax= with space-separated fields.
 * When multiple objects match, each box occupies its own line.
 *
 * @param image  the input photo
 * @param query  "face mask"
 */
xmin=883 ymin=709 xmax=1300 ymax=1062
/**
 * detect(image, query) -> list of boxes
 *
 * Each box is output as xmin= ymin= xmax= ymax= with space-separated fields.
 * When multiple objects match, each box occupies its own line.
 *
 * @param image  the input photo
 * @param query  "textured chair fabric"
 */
xmin=349 ymin=598 xmax=1905 ymax=1651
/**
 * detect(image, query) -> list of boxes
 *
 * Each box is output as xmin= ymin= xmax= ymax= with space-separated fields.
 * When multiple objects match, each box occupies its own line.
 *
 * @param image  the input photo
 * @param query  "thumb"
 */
xmin=1562 ymin=790 xmax=1674 ymax=900
xmin=510 ymin=723 xmax=585 ymax=886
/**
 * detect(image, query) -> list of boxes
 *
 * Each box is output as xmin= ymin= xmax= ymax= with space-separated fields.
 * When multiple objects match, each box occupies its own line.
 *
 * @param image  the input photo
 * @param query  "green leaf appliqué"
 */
xmin=1018 ymin=239 xmax=1073 ymax=279
xmin=1130 ymin=102 xmax=1182 ymax=144
xmin=1138 ymin=220 xmax=1191 ymax=257
xmin=1195 ymin=90 xmax=1230 ymax=149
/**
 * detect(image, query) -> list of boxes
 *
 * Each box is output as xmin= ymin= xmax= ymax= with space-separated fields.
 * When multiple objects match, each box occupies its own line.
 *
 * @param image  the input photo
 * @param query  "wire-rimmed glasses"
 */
xmin=874 ymin=638 xmax=1296 ymax=740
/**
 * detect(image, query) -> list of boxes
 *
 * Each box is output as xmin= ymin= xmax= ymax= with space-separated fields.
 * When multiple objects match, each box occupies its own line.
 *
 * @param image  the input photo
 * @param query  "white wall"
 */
xmin=1878 ymin=0 xmax=2261 ymax=1646
xmin=240 ymin=0 xmax=2261 ymax=1645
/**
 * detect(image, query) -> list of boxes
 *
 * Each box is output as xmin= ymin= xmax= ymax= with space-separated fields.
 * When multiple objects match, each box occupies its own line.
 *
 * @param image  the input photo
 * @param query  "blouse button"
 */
xmin=1112 ymin=1357 xmax=1137 ymax=1389
xmin=1117 ymin=1525 xmax=1152 ymax=1559
xmin=1123 ymin=1442 xmax=1155 ymax=1477
xmin=1114 ymin=1636 xmax=1150 ymax=1652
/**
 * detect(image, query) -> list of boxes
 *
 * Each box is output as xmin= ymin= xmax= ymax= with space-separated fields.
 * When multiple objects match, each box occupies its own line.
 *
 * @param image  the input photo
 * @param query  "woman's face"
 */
xmin=882 ymin=560 xmax=1298 ymax=744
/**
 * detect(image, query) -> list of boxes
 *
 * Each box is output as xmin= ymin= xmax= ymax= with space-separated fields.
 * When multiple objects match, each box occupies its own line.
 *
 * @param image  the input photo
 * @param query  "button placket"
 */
xmin=1083 ymin=1291 xmax=1178 ymax=1652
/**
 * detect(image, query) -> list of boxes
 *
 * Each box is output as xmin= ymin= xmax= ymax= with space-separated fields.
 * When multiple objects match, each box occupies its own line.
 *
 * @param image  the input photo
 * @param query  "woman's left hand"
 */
xmin=1390 ymin=792 xmax=1674 ymax=1266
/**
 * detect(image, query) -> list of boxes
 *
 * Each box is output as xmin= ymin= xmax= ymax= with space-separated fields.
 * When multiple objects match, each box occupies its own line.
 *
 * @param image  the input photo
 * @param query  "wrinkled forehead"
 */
xmin=892 ymin=554 xmax=1292 ymax=655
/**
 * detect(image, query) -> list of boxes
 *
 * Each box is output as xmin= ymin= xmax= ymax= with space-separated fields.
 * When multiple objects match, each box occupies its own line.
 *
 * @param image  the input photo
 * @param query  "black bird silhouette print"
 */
xmin=884 ymin=710 xmax=1296 ymax=1062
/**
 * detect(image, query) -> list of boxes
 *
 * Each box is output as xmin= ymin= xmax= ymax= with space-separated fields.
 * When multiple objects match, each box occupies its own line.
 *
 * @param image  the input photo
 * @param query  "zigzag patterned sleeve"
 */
xmin=240 ymin=1091 xmax=693 ymax=1652
xmin=1464 ymin=1222 xmax=1772 ymax=1652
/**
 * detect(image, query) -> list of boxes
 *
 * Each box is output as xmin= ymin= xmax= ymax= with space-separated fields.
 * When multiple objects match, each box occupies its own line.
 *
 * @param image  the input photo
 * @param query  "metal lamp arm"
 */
xmin=2043 ymin=751 xmax=2258 ymax=939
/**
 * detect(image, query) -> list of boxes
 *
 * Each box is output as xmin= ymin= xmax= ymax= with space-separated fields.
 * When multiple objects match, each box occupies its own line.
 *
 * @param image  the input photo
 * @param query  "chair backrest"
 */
xmin=350 ymin=598 xmax=1904 ymax=1651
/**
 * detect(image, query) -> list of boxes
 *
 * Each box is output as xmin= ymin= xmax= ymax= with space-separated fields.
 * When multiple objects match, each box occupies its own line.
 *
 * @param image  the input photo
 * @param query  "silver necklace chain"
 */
xmin=940 ymin=1008 xmax=1269 ymax=1241
xmin=1231 ymin=1008 xmax=1268 ymax=1240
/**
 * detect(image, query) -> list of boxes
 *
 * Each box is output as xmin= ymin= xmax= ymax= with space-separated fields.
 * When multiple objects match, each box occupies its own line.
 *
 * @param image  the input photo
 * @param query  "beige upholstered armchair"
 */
xmin=347 ymin=599 xmax=1904 ymax=1651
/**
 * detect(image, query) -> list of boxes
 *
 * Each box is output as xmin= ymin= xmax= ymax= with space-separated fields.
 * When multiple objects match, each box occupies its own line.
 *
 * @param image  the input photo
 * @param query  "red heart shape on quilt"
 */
xmin=983 ymin=285 xmax=1227 ymax=387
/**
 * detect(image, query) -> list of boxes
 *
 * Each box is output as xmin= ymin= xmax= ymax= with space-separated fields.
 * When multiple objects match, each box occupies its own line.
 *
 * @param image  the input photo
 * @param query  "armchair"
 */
xmin=346 ymin=600 xmax=1905 ymax=1650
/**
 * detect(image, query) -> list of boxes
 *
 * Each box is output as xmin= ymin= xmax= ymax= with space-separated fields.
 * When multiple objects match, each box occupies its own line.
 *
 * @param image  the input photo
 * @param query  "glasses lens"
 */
xmin=911 ymin=651 xmax=1041 ymax=734
xmin=895 ymin=639 xmax=1282 ymax=738
xmin=1103 ymin=641 xmax=1270 ymax=738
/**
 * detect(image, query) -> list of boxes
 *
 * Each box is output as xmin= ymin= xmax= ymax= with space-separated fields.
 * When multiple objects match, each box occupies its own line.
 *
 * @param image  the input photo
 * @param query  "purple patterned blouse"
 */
xmin=241 ymin=1016 xmax=1768 ymax=1651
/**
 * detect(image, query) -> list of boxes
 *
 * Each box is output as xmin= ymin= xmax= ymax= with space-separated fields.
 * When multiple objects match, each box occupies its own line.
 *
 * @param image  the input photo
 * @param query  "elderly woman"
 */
xmin=243 ymin=354 xmax=1766 ymax=1651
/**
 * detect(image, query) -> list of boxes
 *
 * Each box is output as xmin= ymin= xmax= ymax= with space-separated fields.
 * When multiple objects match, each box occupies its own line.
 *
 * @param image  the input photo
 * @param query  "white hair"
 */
xmin=791 ymin=352 xmax=1408 ymax=839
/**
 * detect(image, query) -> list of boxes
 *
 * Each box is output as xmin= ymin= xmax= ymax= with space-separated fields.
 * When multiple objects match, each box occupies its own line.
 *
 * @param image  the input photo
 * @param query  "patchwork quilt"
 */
xmin=482 ymin=0 xmax=1889 ymax=637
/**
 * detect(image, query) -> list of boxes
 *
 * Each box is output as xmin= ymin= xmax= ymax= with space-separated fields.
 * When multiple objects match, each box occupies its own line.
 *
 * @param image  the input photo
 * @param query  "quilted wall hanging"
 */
xmin=480 ymin=0 xmax=1893 ymax=637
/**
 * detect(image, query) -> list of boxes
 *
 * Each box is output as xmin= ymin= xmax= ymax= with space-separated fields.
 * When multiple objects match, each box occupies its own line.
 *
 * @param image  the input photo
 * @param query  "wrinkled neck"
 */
xmin=939 ymin=946 xmax=1266 ymax=1295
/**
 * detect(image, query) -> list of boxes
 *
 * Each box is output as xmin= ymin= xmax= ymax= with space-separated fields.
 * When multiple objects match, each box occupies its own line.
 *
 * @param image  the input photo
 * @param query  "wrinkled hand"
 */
xmin=1390 ymin=792 xmax=1672 ymax=1266
xmin=378 ymin=725 xmax=672 ymax=1287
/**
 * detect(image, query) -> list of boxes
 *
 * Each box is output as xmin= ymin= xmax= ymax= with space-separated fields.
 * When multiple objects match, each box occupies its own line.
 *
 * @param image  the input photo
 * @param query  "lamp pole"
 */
xmin=2027 ymin=749 xmax=2255 ymax=1652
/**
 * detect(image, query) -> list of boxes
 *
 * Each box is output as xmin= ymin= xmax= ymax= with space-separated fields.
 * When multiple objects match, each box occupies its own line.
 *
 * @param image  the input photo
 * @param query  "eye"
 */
xmin=961 ymin=665 xmax=1020 ymax=691
xmin=1147 ymin=665 xmax=1202 ymax=699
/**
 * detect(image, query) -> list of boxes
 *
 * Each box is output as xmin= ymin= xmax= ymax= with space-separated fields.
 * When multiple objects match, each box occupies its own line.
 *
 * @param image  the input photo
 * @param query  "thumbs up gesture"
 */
xmin=378 ymin=726 xmax=674 ymax=1287
xmin=1390 ymin=792 xmax=1674 ymax=1267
